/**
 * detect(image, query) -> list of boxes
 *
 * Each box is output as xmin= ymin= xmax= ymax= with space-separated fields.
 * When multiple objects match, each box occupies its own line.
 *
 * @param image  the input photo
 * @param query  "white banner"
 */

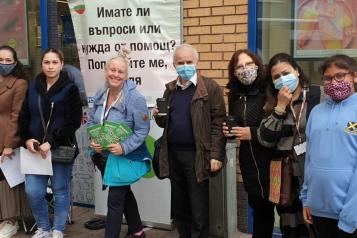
xmin=69 ymin=0 xmax=181 ymax=106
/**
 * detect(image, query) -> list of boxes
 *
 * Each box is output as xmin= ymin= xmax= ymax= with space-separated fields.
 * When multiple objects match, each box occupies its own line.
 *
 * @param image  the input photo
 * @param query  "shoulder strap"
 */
xmin=38 ymin=96 xmax=54 ymax=143
xmin=306 ymin=85 xmax=321 ymax=119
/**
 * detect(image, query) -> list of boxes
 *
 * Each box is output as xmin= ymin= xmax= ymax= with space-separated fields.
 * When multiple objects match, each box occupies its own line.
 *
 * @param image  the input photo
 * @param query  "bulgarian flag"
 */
xmin=70 ymin=0 xmax=85 ymax=14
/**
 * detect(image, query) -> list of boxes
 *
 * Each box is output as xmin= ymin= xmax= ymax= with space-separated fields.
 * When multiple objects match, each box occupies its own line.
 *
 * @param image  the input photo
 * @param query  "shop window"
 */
xmin=257 ymin=0 xmax=357 ymax=85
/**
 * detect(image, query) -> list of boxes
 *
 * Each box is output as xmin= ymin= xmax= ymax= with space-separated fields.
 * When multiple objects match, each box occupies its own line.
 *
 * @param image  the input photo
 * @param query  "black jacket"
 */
xmin=19 ymin=71 xmax=82 ymax=152
xmin=229 ymin=87 xmax=274 ymax=198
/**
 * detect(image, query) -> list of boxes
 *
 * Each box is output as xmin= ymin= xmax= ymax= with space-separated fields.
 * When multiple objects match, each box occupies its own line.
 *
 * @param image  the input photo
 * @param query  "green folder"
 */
xmin=87 ymin=121 xmax=132 ymax=149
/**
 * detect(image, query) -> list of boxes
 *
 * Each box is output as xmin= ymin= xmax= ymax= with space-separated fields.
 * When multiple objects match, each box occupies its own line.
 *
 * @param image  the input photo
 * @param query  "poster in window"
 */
xmin=294 ymin=0 xmax=357 ymax=58
xmin=0 ymin=0 xmax=29 ymax=65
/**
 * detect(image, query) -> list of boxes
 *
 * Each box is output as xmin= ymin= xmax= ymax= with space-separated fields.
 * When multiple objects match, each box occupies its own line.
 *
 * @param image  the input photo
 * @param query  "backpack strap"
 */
xmin=307 ymin=85 xmax=322 ymax=119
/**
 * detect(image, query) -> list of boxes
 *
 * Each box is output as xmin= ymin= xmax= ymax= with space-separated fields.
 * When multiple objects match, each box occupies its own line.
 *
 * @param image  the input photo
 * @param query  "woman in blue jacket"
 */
xmin=87 ymin=51 xmax=150 ymax=238
xmin=301 ymin=54 xmax=357 ymax=238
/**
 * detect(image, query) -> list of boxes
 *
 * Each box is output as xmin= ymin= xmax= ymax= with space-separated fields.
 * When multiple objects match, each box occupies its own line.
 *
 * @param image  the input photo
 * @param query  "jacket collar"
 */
xmin=236 ymin=87 xmax=260 ymax=96
xmin=94 ymin=80 xmax=136 ymax=112
xmin=35 ymin=71 xmax=72 ymax=100
xmin=166 ymin=74 xmax=208 ymax=100
xmin=0 ymin=75 xmax=17 ymax=95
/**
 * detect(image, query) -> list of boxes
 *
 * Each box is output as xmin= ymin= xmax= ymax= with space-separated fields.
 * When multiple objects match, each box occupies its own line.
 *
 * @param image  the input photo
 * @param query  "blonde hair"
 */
xmin=106 ymin=48 xmax=131 ymax=68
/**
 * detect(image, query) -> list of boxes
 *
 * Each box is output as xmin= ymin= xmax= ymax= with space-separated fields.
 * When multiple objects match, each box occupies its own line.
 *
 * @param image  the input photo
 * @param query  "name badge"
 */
xmin=294 ymin=142 xmax=306 ymax=156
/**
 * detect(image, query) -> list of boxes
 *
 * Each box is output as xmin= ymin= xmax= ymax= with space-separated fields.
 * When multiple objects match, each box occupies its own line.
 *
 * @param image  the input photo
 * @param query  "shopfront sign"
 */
xmin=69 ymin=0 xmax=180 ymax=228
xmin=69 ymin=0 xmax=181 ymax=106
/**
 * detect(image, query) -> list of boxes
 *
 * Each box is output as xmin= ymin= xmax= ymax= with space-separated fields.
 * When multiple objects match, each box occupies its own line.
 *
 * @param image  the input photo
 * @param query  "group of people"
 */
xmin=0 ymin=42 xmax=356 ymax=238
xmin=151 ymin=44 xmax=357 ymax=238
xmin=0 ymin=45 xmax=82 ymax=238
xmin=222 ymin=49 xmax=357 ymax=238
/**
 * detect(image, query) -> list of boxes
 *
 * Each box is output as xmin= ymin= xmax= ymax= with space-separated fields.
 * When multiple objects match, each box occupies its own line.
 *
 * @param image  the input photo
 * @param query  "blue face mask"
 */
xmin=0 ymin=63 xmax=16 ymax=76
xmin=274 ymin=73 xmax=299 ymax=92
xmin=176 ymin=64 xmax=196 ymax=80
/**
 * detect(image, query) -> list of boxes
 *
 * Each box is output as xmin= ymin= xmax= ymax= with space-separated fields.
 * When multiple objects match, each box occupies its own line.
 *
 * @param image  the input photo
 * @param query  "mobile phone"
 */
xmin=33 ymin=142 xmax=40 ymax=151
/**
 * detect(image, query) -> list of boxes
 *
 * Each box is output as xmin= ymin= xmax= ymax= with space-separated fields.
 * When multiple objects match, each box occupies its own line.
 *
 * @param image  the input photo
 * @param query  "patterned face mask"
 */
xmin=0 ymin=63 xmax=16 ymax=76
xmin=234 ymin=67 xmax=258 ymax=85
xmin=323 ymin=81 xmax=353 ymax=102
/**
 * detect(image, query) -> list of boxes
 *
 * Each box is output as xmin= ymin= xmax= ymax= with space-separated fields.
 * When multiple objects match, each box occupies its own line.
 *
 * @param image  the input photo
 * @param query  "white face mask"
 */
xmin=234 ymin=67 xmax=258 ymax=85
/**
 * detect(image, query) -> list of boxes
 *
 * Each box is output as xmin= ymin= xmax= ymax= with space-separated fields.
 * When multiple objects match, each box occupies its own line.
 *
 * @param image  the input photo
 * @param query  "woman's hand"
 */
xmin=107 ymin=144 xmax=124 ymax=156
xmin=210 ymin=159 xmax=222 ymax=172
xmin=303 ymin=206 xmax=313 ymax=224
xmin=152 ymin=107 xmax=159 ymax=118
xmin=231 ymin=127 xmax=252 ymax=140
xmin=277 ymin=86 xmax=293 ymax=110
xmin=90 ymin=140 xmax=103 ymax=153
xmin=1 ymin=148 xmax=14 ymax=162
xmin=222 ymin=122 xmax=230 ymax=137
xmin=39 ymin=142 xmax=51 ymax=159
xmin=25 ymin=139 xmax=41 ymax=153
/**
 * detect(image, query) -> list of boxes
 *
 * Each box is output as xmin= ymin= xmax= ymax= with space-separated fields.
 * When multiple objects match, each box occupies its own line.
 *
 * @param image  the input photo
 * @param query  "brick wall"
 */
xmin=183 ymin=0 xmax=248 ymax=88
xmin=183 ymin=0 xmax=249 ymax=204
xmin=183 ymin=0 xmax=250 ymax=233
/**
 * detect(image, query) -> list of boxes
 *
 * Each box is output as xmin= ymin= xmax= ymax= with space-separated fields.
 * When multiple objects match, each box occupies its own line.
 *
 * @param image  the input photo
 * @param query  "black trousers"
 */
xmin=105 ymin=185 xmax=143 ymax=238
xmin=248 ymin=195 xmax=275 ymax=238
xmin=170 ymin=149 xmax=209 ymax=238
xmin=313 ymin=216 xmax=357 ymax=238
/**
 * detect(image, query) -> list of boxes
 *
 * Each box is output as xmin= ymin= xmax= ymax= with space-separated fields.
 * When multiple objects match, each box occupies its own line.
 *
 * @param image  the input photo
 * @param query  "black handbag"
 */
xmin=90 ymin=152 xmax=107 ymax=177
xmin=51 ymin=145 xmax=77 ymax=164
xmin=38 ymin=96 xmax=77 ymax=164
xmin=153 ymin=136 xmax=168 ymax=180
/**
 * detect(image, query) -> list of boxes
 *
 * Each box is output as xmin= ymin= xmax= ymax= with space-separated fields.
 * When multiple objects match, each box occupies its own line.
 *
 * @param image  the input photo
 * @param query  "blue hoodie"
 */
xmin=300 ymin=93 xmax=357 ymax=233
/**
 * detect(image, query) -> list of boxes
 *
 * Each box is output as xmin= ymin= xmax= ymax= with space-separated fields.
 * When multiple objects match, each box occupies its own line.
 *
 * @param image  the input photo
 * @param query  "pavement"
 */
xmin=12 ymin=206 xmax=252 ymax=238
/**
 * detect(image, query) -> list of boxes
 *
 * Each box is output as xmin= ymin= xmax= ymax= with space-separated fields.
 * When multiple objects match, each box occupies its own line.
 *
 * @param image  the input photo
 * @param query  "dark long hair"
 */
xmin=0 ymin=45 xmax=28 ymax=80
xmin=227 ymin=49 xmax=266 ymax=98
xmin=265 ymin=53 xmax=309 ymax=114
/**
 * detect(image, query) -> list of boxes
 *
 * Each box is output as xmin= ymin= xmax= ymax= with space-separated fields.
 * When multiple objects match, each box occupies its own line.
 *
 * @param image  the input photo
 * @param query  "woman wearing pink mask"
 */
xmin=301 ymin=54 xmax=357 ymax=238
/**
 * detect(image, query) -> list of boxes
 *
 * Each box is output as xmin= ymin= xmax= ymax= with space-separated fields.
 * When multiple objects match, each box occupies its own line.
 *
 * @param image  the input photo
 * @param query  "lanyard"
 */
xmin=289 ymin=89 xmax=307 ymax=143
xmin=100 ymin=89 xmax=122 ymax=125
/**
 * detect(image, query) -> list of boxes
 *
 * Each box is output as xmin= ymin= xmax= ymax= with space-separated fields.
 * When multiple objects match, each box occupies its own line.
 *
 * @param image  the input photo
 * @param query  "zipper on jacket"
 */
xmin=42 ymin=102 xmax=54 ymax=143
xmin=243 ymin=96 xmax=264 ymax=198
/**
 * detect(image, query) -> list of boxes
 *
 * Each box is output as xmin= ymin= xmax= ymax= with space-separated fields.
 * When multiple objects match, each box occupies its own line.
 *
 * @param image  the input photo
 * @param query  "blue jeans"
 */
xmin=25 ymin=163 xmax=73 ymax=232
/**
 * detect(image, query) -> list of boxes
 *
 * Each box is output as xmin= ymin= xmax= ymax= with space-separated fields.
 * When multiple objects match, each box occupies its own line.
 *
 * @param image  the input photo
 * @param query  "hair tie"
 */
xmin=117 ymin=48 xmax=131 ymax=61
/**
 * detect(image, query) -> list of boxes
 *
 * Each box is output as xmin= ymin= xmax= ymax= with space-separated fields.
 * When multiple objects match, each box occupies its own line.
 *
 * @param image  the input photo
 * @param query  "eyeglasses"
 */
xmin=322 ymin=72 xmax=351 ymax=83
xmin=235 ymin=61 xmax=256 ymax=72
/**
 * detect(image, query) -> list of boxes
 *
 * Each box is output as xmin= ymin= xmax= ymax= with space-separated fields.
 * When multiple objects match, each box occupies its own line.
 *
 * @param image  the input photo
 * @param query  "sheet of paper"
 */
xmin=20 ymin=147 xmax=53 ymax=176
xmin=0 ymin=148 xmax=25 ymax=188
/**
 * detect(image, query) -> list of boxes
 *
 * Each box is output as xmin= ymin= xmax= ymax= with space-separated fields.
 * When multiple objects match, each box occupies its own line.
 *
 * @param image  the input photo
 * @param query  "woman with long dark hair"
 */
xmin=0 ymin=45 xmax=30 ymax=238
xmin=258 ymin=53 xmax=321 ymax=237
xmin=223 ymin=49 xmax=275 ymax=238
